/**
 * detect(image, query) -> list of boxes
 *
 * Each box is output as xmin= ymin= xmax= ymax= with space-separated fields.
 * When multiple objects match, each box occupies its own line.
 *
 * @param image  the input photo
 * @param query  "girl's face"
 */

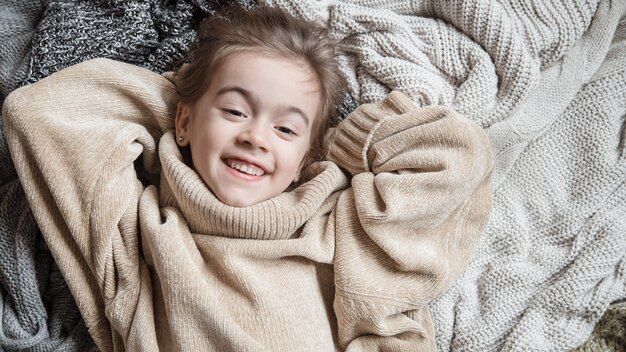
xmin=175 ymin=51 xmax=321 ymax=207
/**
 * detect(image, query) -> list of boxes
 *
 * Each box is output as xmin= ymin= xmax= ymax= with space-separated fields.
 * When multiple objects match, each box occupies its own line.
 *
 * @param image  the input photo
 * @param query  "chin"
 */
xmin=221 ymin=197 xmax=254 ymax=208
xmin=217 ymin=193 xmax=261 ymax=208
xmin=213 ymin=186 xmax=287 ymax=207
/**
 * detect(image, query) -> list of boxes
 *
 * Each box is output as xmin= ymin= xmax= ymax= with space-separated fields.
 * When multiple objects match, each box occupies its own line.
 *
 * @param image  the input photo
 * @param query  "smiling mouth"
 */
xmin=224 ymin=158 xmax=267 ymax=177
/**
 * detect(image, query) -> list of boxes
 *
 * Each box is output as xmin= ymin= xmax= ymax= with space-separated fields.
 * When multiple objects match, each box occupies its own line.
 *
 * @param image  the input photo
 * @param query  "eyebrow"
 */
xmin=216 ymin=86 xmax=310 ymax=127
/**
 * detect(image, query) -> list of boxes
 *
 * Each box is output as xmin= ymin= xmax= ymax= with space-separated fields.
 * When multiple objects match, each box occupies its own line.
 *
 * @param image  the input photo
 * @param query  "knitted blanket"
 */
xmin=0 ymin=1 xmax=43 ymax=101
xmin=1 ymin=0 xmax=625 ymax=351
xmin=1 ymin=1 xmax=93 ymax=351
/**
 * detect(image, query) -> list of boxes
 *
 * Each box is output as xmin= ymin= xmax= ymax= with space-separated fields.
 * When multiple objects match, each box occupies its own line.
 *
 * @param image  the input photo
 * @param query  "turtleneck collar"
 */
xmin=157 ymin=130 xmax=349 ymax=240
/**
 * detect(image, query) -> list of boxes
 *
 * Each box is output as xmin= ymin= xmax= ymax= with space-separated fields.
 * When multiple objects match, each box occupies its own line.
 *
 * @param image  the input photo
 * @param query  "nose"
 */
xmin=237 ymin=120 xmax=270 ymax=151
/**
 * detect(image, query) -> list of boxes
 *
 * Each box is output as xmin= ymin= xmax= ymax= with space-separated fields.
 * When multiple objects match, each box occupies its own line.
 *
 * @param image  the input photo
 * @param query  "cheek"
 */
xmin=279 ymin=141 xmax=309 ymax=172
xmin=190 ymin=117 xmax=229 ymax=152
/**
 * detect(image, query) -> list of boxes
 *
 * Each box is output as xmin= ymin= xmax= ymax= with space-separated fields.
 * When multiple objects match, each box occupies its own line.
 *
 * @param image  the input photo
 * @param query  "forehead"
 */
xmin=207 ymin=51 xmax=322 ymax=119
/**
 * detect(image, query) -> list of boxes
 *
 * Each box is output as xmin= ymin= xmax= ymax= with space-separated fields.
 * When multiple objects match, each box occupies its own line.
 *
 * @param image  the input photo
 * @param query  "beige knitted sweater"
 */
xmin=2 ymin=58 xmax=494 ymax=352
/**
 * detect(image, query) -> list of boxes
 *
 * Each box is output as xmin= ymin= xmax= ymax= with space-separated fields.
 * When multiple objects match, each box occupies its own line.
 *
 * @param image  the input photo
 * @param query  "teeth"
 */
xmin=226 ymin=159 xmax=265 ymax=176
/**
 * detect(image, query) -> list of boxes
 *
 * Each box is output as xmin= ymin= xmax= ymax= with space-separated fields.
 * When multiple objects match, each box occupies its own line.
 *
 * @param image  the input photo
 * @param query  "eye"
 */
xmin=224 ymin=109 xmax=247 ymax=118
xmin=276 ymin=126 xmax=297 ymax=136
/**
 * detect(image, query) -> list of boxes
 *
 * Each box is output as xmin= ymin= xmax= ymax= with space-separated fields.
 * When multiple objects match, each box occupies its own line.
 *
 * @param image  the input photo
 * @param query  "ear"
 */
xmin=175 ymin=102 xmax=192 ymax=147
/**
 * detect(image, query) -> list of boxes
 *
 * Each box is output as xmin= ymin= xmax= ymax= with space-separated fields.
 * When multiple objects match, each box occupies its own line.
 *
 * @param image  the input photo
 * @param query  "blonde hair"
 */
xmin=175 ymin=5 xmax=347 ymax=167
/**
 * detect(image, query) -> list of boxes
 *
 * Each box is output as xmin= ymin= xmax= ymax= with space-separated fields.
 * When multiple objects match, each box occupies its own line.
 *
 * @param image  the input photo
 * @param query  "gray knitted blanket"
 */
xmin=1 ymin=0 xmax=625 ymax=351
xmin=1 ymin=1 xmax=92 ymax=351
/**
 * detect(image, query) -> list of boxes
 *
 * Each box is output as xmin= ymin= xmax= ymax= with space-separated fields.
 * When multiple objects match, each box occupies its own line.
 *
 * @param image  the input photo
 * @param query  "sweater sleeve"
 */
xmin=2 ymin=58 xmax=177 ymax=351
xmin=326 ymin=91 xmax=494 ymax=350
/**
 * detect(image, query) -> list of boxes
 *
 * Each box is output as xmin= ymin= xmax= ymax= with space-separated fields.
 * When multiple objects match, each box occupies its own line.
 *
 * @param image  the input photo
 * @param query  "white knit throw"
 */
xmin=261 ymin=0 xmax=626 ymax=350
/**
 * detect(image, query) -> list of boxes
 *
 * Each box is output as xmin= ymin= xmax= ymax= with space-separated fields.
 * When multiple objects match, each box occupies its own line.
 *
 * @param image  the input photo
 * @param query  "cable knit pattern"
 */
xmin=2 ymin=59 xmax=492 ymax=351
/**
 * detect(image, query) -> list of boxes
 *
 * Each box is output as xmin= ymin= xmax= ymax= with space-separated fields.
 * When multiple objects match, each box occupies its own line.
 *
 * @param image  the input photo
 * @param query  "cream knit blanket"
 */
xmin=262 ymin=0 xmax=626 ymax=350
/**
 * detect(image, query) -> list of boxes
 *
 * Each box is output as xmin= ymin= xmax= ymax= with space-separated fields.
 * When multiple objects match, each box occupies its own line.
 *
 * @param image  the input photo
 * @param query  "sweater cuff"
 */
xmin=325 ymin=91 xmax=416 ymax=175
xmin=325 ymin=106 xmax=382 ymax=175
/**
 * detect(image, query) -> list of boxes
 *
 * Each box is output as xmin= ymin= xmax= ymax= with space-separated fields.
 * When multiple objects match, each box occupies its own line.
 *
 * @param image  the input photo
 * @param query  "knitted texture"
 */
xmin=24 ymin=0 xmax=247 ymax=81
xmin=2 ymin=59 xmax=493 ymax=350
xmin=260 ymin=0 xmax=626 ymax=350
xmin=0 ymin=116 xmax=93 ymax=351
xmin=0 ymin=1 xmax=96 ymax=350
xmin=0 ymin=0 xmax=44 ymax=98
xmin=1 ymin=0 xmax=625 ymax=350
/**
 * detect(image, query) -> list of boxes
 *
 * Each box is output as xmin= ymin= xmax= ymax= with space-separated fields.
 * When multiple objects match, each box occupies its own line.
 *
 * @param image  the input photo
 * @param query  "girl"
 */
xmin=3 ymin=5 xmax=494 ymax=351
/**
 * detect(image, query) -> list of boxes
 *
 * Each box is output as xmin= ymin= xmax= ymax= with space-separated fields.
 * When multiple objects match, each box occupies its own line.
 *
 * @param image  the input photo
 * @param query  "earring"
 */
xmin=178 ymin=135 xmax=184 ymax=143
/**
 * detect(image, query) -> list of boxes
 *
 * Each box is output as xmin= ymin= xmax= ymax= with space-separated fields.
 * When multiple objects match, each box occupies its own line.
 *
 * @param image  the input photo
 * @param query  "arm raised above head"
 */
xmin=2 ymin=58 xmax=178 ymax=351
xmin=326 ymin=91 xmax=494 ymax=350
